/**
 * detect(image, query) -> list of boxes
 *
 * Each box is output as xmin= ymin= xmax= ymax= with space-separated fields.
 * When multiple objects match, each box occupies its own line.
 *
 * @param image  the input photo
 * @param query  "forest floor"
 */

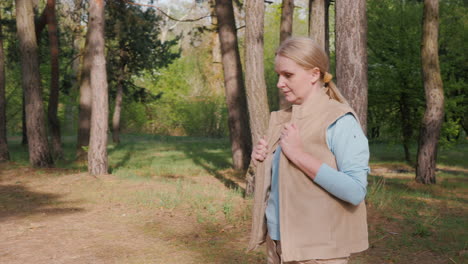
xmin=0 ymin=136 xmax=467 ymax=264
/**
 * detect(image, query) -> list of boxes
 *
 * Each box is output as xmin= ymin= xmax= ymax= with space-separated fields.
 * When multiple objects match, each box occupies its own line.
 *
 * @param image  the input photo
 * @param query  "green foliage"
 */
xmin=264 ymin=4 xmax=281 ymax=111
xmin=177 ymin=96 xmax=228 ymax=137
xmin=124 ymin=38 xmax=228 ymax=137
xmin=105 ymin=1 xmax=180 ymax=103
xmin=1 ymin=4 xmax=22 ymax=135
xmin=367 ymin=0 xmax=468 ymax=153
xmin=367 ymin=0 xmax=425 ymax=144
xmin=119 ymin=100 xmax=148 ymax=132
xmin=439 ymin=0 xmax=468 ymax=142
xmin=4 ymin=64 xmax=22 ymax=134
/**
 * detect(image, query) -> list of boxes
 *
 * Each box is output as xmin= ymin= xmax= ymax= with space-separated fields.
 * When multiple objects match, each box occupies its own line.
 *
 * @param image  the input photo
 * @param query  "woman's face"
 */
xmin=275 ymin=55 xmax=320 ymax=105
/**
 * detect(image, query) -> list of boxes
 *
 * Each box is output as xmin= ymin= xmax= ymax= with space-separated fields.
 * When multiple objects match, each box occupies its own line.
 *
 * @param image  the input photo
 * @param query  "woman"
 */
xmin=248 ymin=37 xmax=369 ymax=264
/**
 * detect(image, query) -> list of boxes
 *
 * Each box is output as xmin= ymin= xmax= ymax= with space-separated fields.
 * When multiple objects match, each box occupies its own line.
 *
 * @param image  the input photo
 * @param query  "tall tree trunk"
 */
xmin=335 ymin=0 xmax=368 ymax=132
xmin=35 ymin=6 xmax=47 ymax=40
xmin=15 ymin=0 xmax=53 ymax=167
xmin=416 ymin=0 xmax=444 ymax=184
xmin=309 ymin=0 xmax=329 ymax=55
xmin=399 ymin=93 xmax=413 ymax=164
xmin=215 ymin=0 xmax=252 ymax=171
xmin=45 ymin=0 xmax=63 ymax=159
xmin=278 ymin=0 xmax=294 ymax=109
xmin=280 ymin=0 xmax=294 ymax=43
xmin=209 ymin=0 xmax=220 ymax=63
xmin=209 ymin=0 xmax=224 ymax=95
xmin=245 ymin=0 xmax=270 ymax=195
xmin=87 ymin=0 xmax=109 ymax=175
xmin=111 ymin=81 xmax=123 ymax=144
xmin=111 ymin=12 xmax=127 ymax=145
xmin=21 ymin=92 xmax=27 ymax=145
xmin=64 ymin=0 xmax=84 ymax=135
xmin=77 ymin=29 xmax=92 ymax=160
xmin=111 ymin=1 xmax=127 ymax=145
xmin=112 ymin=65 xmax=125 ymax=144
xmin=0 ymin=13 xmax=9 ymax=162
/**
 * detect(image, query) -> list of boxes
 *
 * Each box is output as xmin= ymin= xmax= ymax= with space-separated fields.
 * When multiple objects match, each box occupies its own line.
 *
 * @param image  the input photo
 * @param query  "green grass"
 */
xmin=4 ymin=134 xmax=467 ymax=263
xmin=365 ymin=174 xmax=467 ymax=263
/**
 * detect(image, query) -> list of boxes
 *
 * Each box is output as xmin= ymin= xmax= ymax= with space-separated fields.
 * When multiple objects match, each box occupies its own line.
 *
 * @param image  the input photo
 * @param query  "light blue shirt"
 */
xmin=266 ymin=113 xmax=370 ymax=240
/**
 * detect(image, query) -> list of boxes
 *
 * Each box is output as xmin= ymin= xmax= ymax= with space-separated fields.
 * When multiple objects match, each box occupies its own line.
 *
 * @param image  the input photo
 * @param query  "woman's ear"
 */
xmin=308 ymin=67 xmax=321 ymax=84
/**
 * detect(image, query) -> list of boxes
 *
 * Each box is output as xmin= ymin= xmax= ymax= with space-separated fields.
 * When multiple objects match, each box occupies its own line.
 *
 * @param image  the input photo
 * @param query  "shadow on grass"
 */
xmin=179 ymin=142 xmax=246 ymax=194
xmin=0 ymin=184 xmax=84 ymax=222
xmin=369 ymin=174 xmax=468 ymax=204
xmin=108 ymin=142 xmax=136 ymax=172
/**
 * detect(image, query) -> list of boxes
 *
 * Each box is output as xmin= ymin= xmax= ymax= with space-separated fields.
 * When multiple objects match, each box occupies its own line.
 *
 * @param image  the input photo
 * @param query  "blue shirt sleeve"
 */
xmin=313 ymin=113 xmax=369 ymax=206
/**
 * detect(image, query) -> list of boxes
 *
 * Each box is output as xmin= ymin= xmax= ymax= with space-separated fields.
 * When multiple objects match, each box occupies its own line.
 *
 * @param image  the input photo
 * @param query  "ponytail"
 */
xmin=325 ymin=81 xmax=348 ymax=105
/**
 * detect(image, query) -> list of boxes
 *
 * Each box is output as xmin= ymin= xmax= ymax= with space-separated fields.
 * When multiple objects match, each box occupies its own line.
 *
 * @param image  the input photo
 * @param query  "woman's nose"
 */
xmin=277 ymin=76 xmax=285 ymax=89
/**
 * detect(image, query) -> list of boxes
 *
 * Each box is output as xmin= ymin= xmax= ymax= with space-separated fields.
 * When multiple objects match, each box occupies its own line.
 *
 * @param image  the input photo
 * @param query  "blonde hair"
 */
xmin=276 ymin=37 xmax=348 ymax=104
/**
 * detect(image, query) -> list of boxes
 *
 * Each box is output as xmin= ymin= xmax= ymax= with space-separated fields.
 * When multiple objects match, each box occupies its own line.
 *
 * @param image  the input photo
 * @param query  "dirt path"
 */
xmin=0 ymin=165 xmax=262 ymax=264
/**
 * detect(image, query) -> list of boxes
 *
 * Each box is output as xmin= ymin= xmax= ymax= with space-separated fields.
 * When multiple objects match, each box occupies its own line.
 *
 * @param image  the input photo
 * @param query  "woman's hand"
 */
xmin=279 ymin=123 xmax=304 ymax=164
xmin=251 ymin=136 xmax=268 ymax=166
xmin=279 ymin=123 xmax=323 ymax=180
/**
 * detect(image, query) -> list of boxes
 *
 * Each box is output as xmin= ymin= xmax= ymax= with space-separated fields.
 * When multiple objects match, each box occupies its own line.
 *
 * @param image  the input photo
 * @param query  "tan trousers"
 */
xmin=266 ymin=236 xmax=349 ymax=264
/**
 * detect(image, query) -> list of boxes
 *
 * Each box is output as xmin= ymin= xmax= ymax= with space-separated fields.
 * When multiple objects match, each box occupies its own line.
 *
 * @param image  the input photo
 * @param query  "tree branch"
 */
xmin=123 ymin=0 xmax=211 ymax=22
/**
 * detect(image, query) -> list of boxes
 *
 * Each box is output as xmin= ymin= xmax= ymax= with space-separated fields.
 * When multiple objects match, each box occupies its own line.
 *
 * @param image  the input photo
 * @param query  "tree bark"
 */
xmin=64 ymin=0 xmax=84 ymax=135
xmin=416 ymin=0 xmax=444 ymax=184
xmin=0 ymin=13 xmax=9 ymax=162
xmin=245 ymin=0 xmax=270 ymax=195
xmin=111 ymin=12 xmax=128 ymax=145
xmin=45 ymin=0 xmax=63 ymax=159
xmin=278 ymin=0 xmax=294 ymax=109
xmin=111 ymin=80 xmax=123 ymax=144
xmin=112 ymin=61 xmax=125 ymax=144
xmin=35 ymin=7 xmax=47 ymax=40
xmin=77 ymin=27 xmax=93 ymax=160
xmin=15 ymin=0 xmax=53 ymax=167
xmin=21 ymin=92 xmax=27 ymax=145
xmin=215 ymin=0 xmax=252 ymax=171
xmin=280 ymin=0 xmax=294 ymax=43
xmin=87 ymin=0 xmax=109 ymax=175
xmin=209 ymin=0 xmax=224 ymax=95
xmin=399 ymin=93 xmax=413 ymax=165
xmin=335 ymin=0 xmax=368 ymax=132
xmin=309 ymin=0 xmax=329 ymax=55
xmin=209 ymin=1 xmax=222 ymax=63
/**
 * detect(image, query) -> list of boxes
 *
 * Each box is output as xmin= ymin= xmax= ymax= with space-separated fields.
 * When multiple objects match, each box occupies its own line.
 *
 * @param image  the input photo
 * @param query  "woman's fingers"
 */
xmin=252 ymin=151 xmax=266 ymax=163
xmin=251 ymin=136 xmax=268 ymax=163
xmin=283 ymin=123 xmax=296 ymax=132
xmin=281 ymin=123 xmax=296 ymax=139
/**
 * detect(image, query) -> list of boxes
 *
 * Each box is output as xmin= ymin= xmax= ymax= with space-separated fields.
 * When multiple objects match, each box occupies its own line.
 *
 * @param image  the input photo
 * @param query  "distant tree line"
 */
xmin=0 ymin=0 xmax=179 ymax=174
